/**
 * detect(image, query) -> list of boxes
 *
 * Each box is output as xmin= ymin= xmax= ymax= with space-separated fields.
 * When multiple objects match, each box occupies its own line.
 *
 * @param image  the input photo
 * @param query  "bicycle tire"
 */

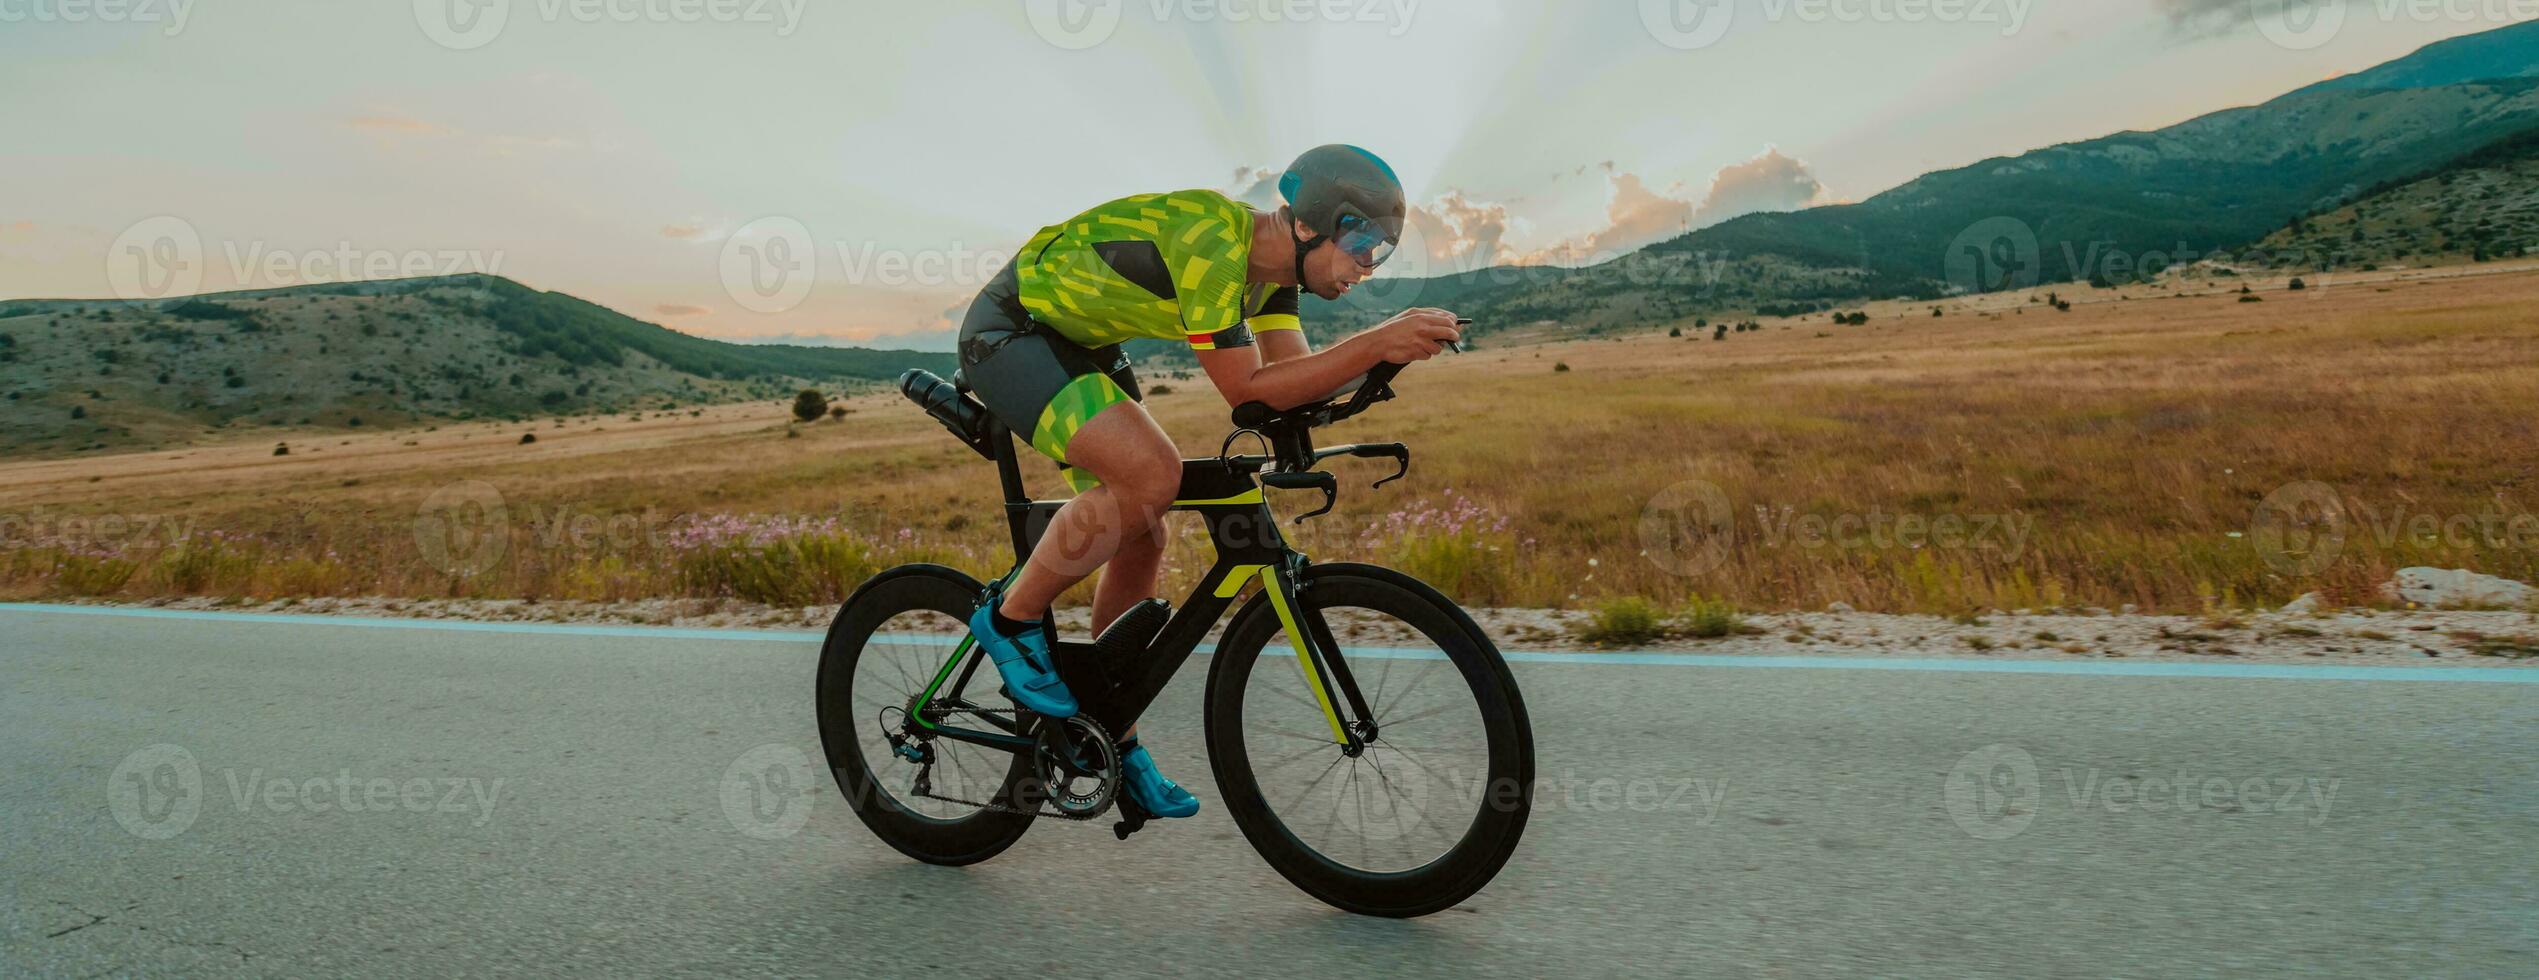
xmin=1202 ymin=563 xmax=1534 ymax=917
xmin=816 ymin=564 xmax=1035 ymax=865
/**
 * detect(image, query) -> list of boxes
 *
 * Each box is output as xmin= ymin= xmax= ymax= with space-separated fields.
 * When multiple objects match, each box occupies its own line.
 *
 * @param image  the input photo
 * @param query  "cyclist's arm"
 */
xmin=1252 ymin=286 xmax=1309 ymax=365
xmin=1194 ymin=311 xmax=1461 ymax=411
xmin=1257 ymin=327 xmax=1310 ymax=365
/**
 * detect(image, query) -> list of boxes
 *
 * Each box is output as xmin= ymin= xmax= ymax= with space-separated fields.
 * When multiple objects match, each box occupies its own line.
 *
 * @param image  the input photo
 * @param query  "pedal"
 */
xmin=1095 ymin=598 xmax=1172 ymax=658
xmin=1112 ymin=795 xmax=1152 ymax=840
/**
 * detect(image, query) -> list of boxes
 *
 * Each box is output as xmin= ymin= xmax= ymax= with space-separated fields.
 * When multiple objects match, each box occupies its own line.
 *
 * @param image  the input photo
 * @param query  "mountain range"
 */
xmin=9 ymin=22 xmax=2535 ymax=451
xmin=0 ymin=275 xmax=950 ymax=455
xmin=1278 ymin=19 xmax=2539 ymax=343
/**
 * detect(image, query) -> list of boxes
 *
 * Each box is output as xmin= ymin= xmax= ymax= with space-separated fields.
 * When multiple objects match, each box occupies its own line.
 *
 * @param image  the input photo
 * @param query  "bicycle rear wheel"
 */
xmin=1203 ymin=563 xmax=1533 ymax=917
xmin=816 ymin=564 xmax=1035 ymax=865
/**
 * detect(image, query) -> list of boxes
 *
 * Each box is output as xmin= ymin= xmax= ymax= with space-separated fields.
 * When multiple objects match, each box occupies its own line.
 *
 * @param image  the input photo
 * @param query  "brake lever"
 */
xmin=1347 ymin=443 xmax=1411 ymax=489
xmin=1260 ymin=471 xmax=1338 ymax=523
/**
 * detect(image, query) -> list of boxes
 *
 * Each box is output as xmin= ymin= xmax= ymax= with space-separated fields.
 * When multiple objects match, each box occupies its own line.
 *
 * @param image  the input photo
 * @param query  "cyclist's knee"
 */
xmin=1103 ymin=454 xmax=1181 ymax=512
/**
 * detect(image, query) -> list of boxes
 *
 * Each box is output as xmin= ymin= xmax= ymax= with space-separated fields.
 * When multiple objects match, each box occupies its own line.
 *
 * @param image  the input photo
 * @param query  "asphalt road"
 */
xmin=4 ymin=605 xmax=2534 ymax=978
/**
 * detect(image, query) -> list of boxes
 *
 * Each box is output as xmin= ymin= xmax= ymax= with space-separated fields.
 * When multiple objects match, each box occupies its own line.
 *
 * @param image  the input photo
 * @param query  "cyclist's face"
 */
xmin=1299 ymin=235 xmax=1373 ymax=301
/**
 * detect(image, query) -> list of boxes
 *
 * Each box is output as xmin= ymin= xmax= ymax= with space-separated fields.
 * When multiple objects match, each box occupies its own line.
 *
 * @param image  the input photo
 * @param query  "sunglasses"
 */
xmin=1331 ymin=211 xmax=1398 ymax=269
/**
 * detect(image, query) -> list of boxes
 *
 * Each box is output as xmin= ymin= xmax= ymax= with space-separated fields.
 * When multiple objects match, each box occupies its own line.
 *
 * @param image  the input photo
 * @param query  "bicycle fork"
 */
xmin=1255 ymin=559 xmax=1377 ymax=756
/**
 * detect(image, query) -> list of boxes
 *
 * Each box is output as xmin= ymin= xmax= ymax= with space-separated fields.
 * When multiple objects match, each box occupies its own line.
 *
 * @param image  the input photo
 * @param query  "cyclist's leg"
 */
xmin=1093 ymin=522 xmax=1167 ymax=636
xmin=998 ymin=401 xmax=1179 ymax=620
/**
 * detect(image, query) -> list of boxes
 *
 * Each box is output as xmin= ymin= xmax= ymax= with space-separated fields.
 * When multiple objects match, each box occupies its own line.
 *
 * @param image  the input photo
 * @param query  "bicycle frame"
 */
xmin=901 ymin=415 xmax=1376 ymax=759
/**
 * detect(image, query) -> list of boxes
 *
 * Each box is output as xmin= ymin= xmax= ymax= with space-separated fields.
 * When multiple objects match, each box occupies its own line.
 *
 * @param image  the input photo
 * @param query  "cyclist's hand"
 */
xmin=1370 ymin=309 xmax=1462 ymax=364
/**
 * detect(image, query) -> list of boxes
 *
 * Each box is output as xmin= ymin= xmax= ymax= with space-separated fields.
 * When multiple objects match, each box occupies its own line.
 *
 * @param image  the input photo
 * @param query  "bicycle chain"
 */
xmin=904 ymin=705 xmax=1118 ymax=822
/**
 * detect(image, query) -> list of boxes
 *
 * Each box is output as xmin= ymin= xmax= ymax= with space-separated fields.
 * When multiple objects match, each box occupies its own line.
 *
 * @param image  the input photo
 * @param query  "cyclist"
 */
xmin=955 ymin=144 xmax=1463 ymax=820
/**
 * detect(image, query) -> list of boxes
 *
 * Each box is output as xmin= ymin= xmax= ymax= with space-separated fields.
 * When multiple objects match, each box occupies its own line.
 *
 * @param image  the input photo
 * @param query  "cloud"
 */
xmin=1512 ymin=150 xmax=1829 ymax=266
xmin=653 ymin=304 xmax=711 ymax=317
xmin=1688 ymin=147 xmax=1830 ymax=229
xmin=1228 ymin=164 xmax=1285 ymax=210
xmin=659 ymin=223 xmax=706 ymax=240
xmin=2154 ymin=0 xmax=2335 ymax=38
xmin=1518 ymin=171 xmax=1697 ymax=265
xmin=1405 ymin=191 xmax=1516 ymax=273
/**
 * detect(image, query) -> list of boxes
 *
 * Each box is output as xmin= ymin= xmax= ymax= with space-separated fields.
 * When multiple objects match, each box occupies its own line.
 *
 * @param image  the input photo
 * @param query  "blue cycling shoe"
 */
xmin=968 ymin=590 xmax=1076 ymax=719
xmin=1120 ymin=739 xmax=1200 ymax=818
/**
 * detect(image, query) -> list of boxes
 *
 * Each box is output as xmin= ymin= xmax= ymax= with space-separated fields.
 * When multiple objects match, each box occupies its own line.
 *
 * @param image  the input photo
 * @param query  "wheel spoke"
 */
xmin=1377 ymin=699 xmax=1463 ymax=730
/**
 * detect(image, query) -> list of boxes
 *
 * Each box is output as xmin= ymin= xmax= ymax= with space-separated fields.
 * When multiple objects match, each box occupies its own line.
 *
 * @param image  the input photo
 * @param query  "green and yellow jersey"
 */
xmin=1012 ymin=189 xmax=1300 ymax=352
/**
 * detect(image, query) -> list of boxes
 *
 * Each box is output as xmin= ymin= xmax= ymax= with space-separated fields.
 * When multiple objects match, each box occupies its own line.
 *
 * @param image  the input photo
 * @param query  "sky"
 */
xmin=1 ymin=1 xmax=2526 ymax=350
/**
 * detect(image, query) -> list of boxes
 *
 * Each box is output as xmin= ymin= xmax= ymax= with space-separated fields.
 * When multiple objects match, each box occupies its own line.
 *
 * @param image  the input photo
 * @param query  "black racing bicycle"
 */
xmin=815 ymin=359 xmax=1534 ymax=917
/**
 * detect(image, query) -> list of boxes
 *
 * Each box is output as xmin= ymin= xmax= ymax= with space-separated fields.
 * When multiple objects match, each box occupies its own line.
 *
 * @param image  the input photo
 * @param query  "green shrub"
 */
xmin=673 ymin=530 xmax=879 ymax=607
xmin=56 ymin=554 xmax=141 ymax=596
xmin=154 ymin=538 xmax=260 ymax=593
xmin=792 ymin=389 xmax=828 ymax=422
xmin=1577 ymin=596 xmax=1668 ymax=647
xmin=1678 ymin=593 xmax=1750 ymax=639
xmin=1387 ymin=531 xmax=1516 ymax=607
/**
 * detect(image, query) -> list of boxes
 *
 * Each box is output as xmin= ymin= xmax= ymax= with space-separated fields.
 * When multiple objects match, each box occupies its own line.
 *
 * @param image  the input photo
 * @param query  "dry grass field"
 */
xmin=7 ymin=261 xmax=2538 ymax=616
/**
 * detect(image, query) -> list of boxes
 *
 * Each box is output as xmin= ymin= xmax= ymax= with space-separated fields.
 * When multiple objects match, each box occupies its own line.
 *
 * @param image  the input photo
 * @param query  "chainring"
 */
xmin=896 ymin=706 xmax=1120 ymax=822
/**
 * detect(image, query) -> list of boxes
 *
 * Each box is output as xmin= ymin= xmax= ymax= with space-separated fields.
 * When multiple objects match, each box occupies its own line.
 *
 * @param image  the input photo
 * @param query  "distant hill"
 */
xmin=0 ymin=274 xmax=951 ymax=455
xmin=2258 ymin=127 xmax=2539 ymax=266
xmin=1286 ymin=20 xmax=2539 ymax=344
xmin=2298 ymin=18 xmax=2539 ymax=94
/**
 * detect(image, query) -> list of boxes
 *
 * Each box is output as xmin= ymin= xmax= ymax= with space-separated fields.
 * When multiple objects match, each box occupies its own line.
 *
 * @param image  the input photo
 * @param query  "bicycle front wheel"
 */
xmin=1202 ymin=563 xmax=1533 ymax=917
